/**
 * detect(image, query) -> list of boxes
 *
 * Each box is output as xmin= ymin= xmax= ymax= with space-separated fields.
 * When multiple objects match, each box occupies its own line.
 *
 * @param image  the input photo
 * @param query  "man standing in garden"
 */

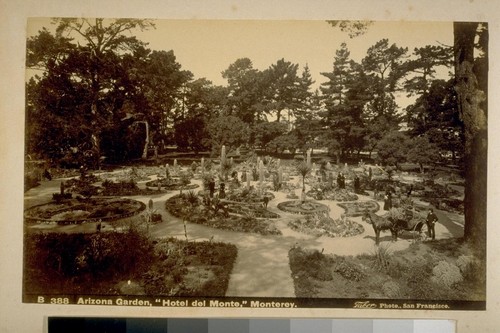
xmin=426 ymin=208 xmax=439 ymax=240
xmin=209 ymin=178 xmax=216 ymax=198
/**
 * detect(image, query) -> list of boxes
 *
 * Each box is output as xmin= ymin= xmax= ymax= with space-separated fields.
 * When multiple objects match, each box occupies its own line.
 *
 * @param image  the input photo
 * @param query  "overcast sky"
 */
xmin=138 ymin=20 xmax=453 ymax=89
xmin=27 ymin=19 xmax=453 ymax=91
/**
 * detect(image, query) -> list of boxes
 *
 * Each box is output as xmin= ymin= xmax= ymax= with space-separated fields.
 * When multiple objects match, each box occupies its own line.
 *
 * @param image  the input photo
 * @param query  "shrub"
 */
xmin=151 ymin=213 xmax=163 ymax=224
xmin=24 ymin=227 xmax=154 ymax=294
xmin=101 ymin=179 xmax=140 ymax=196
xmin=333 ymin=258 xmax=365 ymax=282
xmin=141 ymin=239 xmax=237 ymax=297
xmin=52 ymin=192 xmax=72 ymax=203
xmin=288 ymin=214 xmax=364 ymax=238
xmin=456 ymin=255 xmax=476 ymax=273
xmin=288 ymin=247 xmax=329 ymax=296
xmin=382 ymin=280 xmax=402 ymax=298
xmin=431 ymin=261 xmax=463 ymax=288
xmin=403 ymin=262 xmax=435 ymax=299
xmin=370 ymin=243 xmax=393 ymax=272
xmin=387 ymin=207 xmax=404 ymax=222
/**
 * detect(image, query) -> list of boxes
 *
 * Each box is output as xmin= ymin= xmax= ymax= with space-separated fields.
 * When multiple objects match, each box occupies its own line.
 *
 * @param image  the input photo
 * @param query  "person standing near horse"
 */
xmin=426 ymin=208 xmax=439 ymax=240
xmin=383 ymin=190 xmax=392 ymax=210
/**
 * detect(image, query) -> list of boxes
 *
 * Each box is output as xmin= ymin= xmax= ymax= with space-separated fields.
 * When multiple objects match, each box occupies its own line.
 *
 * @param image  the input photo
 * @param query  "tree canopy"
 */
xmin=26 ymin=19 xmax=475 ymax=171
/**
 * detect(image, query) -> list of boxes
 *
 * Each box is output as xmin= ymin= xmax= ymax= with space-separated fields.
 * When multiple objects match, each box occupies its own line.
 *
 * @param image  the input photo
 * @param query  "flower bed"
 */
xmin=337 ymin=200 xmax=380 ymax=217
xmin=100 ymin=166 xmax=160 ymax=182
xmin=165 ymin=194 xmax=282 ymax=235
xmin=100 ymin=179 xmax=165 ymax=196
xmin=225 ymin=203 xmax=280 ymax=219
xmin=289 ymin=214 xmax=364 ymax=238
xmin=307 ymin=188 xmax=358 ymax=201
xmin=145 ymin=178 xmax=199 ymax=191
xmin=24 ymin=198 xmax=146 ymax=224
xmin=225 ymin=187 xmax=275 ymax=203
xmin=420 ymin=198 xmax=464 ymax=214
xmin=277 ymin=200 xmax=330 ymax=215
xmin=192 ymin=215 xmax=282 ymax=236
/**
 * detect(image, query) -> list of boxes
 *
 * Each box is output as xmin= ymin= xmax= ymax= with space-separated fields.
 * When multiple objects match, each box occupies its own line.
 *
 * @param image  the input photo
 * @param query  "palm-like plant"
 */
xmin=296 ymin=161 xmax=312 ymax=202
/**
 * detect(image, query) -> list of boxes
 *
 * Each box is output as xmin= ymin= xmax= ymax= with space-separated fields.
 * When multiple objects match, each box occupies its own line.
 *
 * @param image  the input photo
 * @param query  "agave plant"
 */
xmin=387 ymin=207 xmax=405 ymax=222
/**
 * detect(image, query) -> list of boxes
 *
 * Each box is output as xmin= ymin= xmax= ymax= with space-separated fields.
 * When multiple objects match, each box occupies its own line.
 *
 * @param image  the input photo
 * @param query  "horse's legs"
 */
xmin=392 ymin=229 xmax=398 ymax=241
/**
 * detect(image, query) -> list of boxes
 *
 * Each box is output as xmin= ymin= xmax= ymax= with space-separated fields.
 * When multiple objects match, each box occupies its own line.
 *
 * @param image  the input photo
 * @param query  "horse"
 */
xmin=362 ymin=211 xmax=397 ymax=245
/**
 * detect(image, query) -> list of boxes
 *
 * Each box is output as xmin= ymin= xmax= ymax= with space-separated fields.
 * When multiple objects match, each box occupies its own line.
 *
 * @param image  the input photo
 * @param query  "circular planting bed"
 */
xmin=277 ymin=200 xmax=330 ymax=215
xmin=337 ymin=200 xmax=380 ymax=217
xmin=24 ymin=198 xmax=146 ymax=225
xmin=165 ymin=194 xmax=281 ymax=235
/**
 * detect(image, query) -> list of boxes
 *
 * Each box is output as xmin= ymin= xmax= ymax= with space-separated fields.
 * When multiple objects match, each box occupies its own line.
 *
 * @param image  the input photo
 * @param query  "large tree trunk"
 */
xmin=454 ymin=22 xmax=487 ymax=255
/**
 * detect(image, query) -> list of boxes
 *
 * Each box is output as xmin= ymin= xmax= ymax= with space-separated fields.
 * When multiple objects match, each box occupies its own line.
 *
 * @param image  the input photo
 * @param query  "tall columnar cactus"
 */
xmin=246 ymin=170 xmax=251 ymax=188
xmin=221 ymin=145 xmax=226 ymax=163
xmin=259 ymin=160 xmax=264 ymax=185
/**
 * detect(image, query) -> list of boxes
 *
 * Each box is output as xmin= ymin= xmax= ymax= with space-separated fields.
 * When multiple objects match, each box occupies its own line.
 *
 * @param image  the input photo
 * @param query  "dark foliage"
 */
xmin=142 ymin=238 xmax=237 ymax=296
xmin=24 ymin=228 xmax=153 ymax=295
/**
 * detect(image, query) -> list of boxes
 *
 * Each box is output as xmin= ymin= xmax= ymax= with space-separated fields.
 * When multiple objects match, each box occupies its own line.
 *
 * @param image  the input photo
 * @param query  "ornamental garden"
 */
xmin=24 ymin=145 xmax=483 ymax=301
xmin=23 ymin=19 xmax=486 ymax=304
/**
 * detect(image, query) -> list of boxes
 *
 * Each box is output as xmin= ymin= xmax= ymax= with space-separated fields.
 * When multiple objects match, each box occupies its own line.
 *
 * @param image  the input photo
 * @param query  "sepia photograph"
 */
xmin=19 ymin=18 xmax=488 ymax=310
xmin=4 ymin=0 xmax=500 ymax=331
xmin=21 ymin=18 xmax=487 ymax=311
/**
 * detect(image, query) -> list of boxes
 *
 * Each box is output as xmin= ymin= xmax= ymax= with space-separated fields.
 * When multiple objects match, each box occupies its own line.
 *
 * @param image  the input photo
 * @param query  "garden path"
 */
xmin=24 ymin=170 xmax=464 ymax=298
